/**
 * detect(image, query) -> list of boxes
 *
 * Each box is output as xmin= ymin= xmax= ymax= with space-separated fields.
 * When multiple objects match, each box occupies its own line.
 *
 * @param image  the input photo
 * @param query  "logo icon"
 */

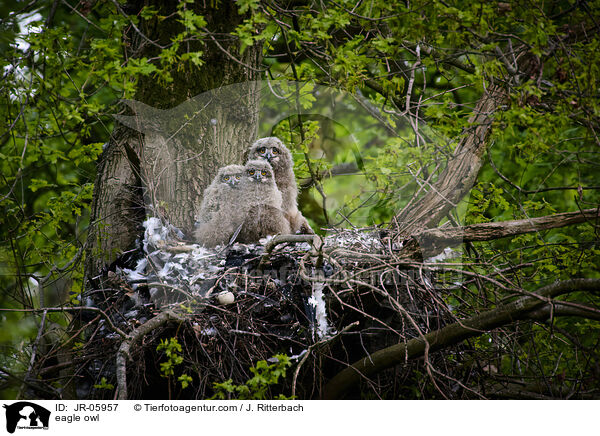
xmin=3 ymin=402 xmax=50 ymax=434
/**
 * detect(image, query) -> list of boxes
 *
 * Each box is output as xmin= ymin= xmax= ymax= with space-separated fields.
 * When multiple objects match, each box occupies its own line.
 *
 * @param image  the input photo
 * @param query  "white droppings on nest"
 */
xmin=157 ymin=261 xmax=173 ymax=278
xmin=143 ymin=217 xmax=185 ymax=251
xmin=200 ymin=327 xmax=217 ymax=336
xmin=120 ymin=257 xmax=148 ymax=285
xmin=122 ymin=267 xmax=145 ymax=283
xmin=191 ymin=244 xmax=214 ymax=259
xmin=324 ymin=229 xmax=383 ymax=252
xmin=259 ymin=235 xmax=275 ymax=245
xmin=425 ymin=247 xmax=460 ymax=264
xmin=122 ymin=217 xmax=225 ymax=302
xmin=173 ymin=253 xmax=189 ymax=262
xmin=290 ymin=349 xmax=308 ymax=361
xmin=143 ymin=217 xmax=167 ymax=252
xmin=189 ymin=271 xmax=207 ymax=282
xmin=135 ymin=257 xmax=148 ymax=273
xmin=294 ymin=242 xmax=312 ymax=251
xmin=309 ymin=282 xmax=330 ymax=339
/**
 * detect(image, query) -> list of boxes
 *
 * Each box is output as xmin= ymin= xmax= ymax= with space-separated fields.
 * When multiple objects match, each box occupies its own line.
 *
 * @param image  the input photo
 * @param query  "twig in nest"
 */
xmin=116 ymin=309 xmax=185 ymax=400
xmin=291 ymin=320 xmax=359 ymax=398
xmin=0 ymin=307 xmax=128 ymax=339
xmin=258 ymin=234 xmax=322 ymax=268
xmin=230 ymin=329 xmax=262 ymax=337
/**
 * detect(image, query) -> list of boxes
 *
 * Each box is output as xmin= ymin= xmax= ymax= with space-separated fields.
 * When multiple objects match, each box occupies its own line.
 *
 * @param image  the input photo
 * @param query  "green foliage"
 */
xmin=94 ymin=377 xmax=115 ymax=390
xmin=157 ymin=337 xmax=192 ymax=390
xmin=211 ymin=354 xmax=293 ymax=400
xmin=465 ymin=182 xmax=511 ymax=224
xmin=157 ymin=337 xmax=184 ymax=377
xmin=178 ymin=374 xmax=193 ymax=389
xmin=0 ymin=0 xmax=599 ymax=400
xmin=0 ymin=0 xmax=211 ymax=368
xmin=1 ymin=1 xmax=142 ymax=310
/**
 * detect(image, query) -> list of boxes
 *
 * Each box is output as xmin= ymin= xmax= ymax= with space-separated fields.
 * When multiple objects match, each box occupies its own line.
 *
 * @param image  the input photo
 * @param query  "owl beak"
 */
xmin=253 ymin=173 xmax=262 ymax=181
xmin=265 ymin=150 xmax=273 ymax=162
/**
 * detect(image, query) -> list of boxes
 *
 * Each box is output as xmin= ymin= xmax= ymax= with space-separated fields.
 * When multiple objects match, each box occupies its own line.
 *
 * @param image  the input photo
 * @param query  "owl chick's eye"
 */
xmin=234 ymin=175 xmax=241 ymax=180
xmin=261 ymin=170 xmax=267 ymax=176
xmin=258 ymin=147 xmax=266 ymax=154
xmin=248 ymin=169 xmax=255 ymax=175
xmin=223 ymin=176 xmax=230 ymax=181
xmin=272 ymin=148 xmax=280 ymax=155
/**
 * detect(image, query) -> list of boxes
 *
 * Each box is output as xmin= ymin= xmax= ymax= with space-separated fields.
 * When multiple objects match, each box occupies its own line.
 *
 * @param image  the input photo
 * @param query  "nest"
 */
xmin=70 ymin=219 xmax=462 ymax=399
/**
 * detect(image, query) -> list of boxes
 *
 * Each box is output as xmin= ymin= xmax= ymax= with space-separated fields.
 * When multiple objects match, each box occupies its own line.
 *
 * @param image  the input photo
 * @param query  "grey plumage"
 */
xmin=240 ymin=159 xmax=282 ymax=207
xmin=194 ymin=161 xmax=290 ymax=247
xmin=194 ymin=165 xmax=245 ymax=247
xmin=236 ymin=159 xmax=291 ymax=243
xmin=247 ymin=137 xmax=313 ymax=234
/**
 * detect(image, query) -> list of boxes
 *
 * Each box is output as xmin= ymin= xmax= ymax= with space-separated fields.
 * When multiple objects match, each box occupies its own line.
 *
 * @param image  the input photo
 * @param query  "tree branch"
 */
xmin=322 ymin=278 xmax=600 ymax=399
xmin=415 ymin=208 xmax=599 ymax=256
xmin=393 ymin=83 xmax=508 ymax=235
xmin=299 ymin=162 xmax=359 ymax=188
xmin=116 ymin=309 xmax=184 ymax=400
xmin=0 ymin=307 xmax=128 ymax=339
xmin=527 ymin=302 xmax=600 ymax=322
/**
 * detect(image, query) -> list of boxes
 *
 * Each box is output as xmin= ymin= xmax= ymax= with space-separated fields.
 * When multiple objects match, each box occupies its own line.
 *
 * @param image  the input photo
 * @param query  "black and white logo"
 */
xmin=3 ymin=402 xmax=50 ymax=434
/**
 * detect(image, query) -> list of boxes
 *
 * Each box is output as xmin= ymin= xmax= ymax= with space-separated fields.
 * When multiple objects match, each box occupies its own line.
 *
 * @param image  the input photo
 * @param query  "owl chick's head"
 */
xmin=216 ymin=164 xmax=244 ymax=187
xmin=247 ymin=137 xmax=292 ymax=173
xmin=245 ymin=159 xmax=275 ymax=184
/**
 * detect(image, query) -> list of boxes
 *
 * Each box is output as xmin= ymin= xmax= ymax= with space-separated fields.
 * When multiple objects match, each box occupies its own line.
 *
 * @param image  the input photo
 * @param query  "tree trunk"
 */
xmin=393 ymin=84 xmax=507 ymax=235
xmin=84 ymin=1 xmax=263 ymax=287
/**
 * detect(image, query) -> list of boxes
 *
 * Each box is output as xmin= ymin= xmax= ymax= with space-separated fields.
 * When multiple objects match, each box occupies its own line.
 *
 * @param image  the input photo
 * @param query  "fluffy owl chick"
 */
xmin=235 ymin=159 xmax=291 ymax=243
xmin=242 ymin=159 xmax=282 ymax=207
xmin=247 ymin=137 xmax=313 ymax=234
xmin=195 ymin=164 xmax=245 ymax=247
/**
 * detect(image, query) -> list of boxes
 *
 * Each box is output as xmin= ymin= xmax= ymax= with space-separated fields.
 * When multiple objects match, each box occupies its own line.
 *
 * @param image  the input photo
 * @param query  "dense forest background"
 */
xmin=1 ymin=0 xmax=599 ymax=400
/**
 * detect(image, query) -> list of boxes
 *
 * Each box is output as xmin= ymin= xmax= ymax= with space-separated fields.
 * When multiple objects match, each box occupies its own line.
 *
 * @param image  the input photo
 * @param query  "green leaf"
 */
xmin=29 ymin=179 xmax=57 ymax=192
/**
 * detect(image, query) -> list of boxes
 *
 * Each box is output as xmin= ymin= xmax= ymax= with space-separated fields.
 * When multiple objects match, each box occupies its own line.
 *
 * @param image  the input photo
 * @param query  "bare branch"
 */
xmin=259 ymin=234 xmax=321 ymax=268
xmin=323 ymin=278 xmax=600 ymax=399
xmin=116 ymin=309 xmax=185 ymax=400
xmin=527 ymin=303 xmax=600 ymax=322
xmin=299 ymin=162 xmax=359 ymax=188
xmin=416 ymin=208 xmax=600 ymax=256
xmin=201 ymin=27 xmax=267 ymax=73
xmin=17 ymin=310 xmax=47 ymax=399
xmin=393 ymin=84 xmax=508 ymax=234
xmin=0 ymin=307 xmax=128 ymax=339
xmin=291 ymin=321 xmax=359 ymax=398
xmin=263 ymin=234 xmax=320 ymax=254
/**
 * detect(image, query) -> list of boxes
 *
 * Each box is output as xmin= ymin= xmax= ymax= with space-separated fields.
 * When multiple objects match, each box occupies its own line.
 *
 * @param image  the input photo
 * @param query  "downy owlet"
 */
xmin=235 ymin=159 xmax=291 ymax=243
xmin=247 ymin=137 xmax=313 ymax=234
xmin=194 ymin=164 xmax=245 ymax=247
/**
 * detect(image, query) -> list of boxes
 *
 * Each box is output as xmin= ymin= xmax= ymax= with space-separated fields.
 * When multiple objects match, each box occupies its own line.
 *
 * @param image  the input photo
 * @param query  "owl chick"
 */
xmin=247 ymin=137 xmax=313 ymax=234
xmin=235 ymin=159 xmax=291 ymax=243
xmin=194 ymin=164 xmax=245 ymax=247
xmin=242 ymin=159 xmax=282 ymax=207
